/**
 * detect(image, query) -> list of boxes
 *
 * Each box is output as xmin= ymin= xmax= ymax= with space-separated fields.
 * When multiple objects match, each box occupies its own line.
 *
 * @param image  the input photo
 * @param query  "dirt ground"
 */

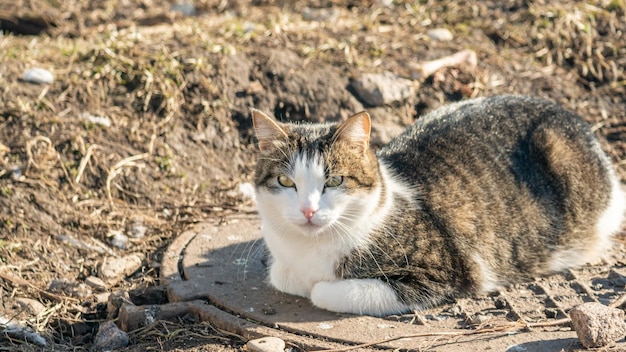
xmin=0 ymin=0 xmax=625 ymax=351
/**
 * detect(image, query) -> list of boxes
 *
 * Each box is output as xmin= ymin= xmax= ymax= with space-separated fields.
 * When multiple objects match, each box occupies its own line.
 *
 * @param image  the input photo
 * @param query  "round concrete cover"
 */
xmin=162 ymin=216 xmax=626 ymax=350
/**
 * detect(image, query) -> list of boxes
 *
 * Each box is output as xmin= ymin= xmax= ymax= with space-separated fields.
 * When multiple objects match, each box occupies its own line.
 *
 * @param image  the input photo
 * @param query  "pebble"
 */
xmin=130 ymin=218 xmax=147 ymax=239
xmin=170 ymin=2 xmax=196 ymax=16
xmin=79 ymin=112 xmax=111 ymax=128
xmin=48 ymin=279 xmax=74 ymax=295
xmin=108 ymin=230 xmax=129 ymax=250
xmin=349 ymin=71 xmax=415 ymax=107
xmin=0 ymin=315 xmax=46 ymax=346
xmin=22 ymin=67 xmax=54 ymax=84
xmin=94 ymin=321 xmax=129 ymax=351
xmin=99 ymin=253 xmax=144 ymax=285
xmin=85 ymin=276 xmax=108 ymax=291
xmin=570 ymin=302 xmax=626 ymax=348
xmin=246 ymin=336 xmax=286 ymax=352
xmin=301 ymin=7 xmax=338 ymax=22
xmin=14 ymin=297 xmax=45 ymax=316
xmin=426 ymin=28 xmax=454 ymax=41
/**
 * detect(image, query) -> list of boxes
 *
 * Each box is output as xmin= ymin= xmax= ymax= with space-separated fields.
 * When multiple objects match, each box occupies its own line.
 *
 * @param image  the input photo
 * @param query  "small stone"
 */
xmin=170 ymin=2 xmax=196 ymax=16
xmin=22 ymin=68 xmax=54 ymax=84
xmin=130 ymin=218 xmax=147 ymax=239
xmin=14 ymin=298 xmax=45 ymax=316
xmin=94 ymin=321 xmax=129 ymax=351
xmin=85 ymin=276 xmax=108 ymax=291
xmin=467 ymin=313 xmax=490 ymax=325
xmin=427 ymin=28 xmax=454 ymax=41
xmin=9 ymin=166 xmax=22 ymax=181
xmin=99 ymin=253 xmax=144 ymax=285
xmin=301 ymin=7 xmax=338 ymax=22
xmin=246 ymin=337 xmax=286 ymax=352
xmin=108 ymin=230 xmax=129 ymax=250
xmin=349 ymin=71 xmax=415 ymax=107
xmin=79 ymin=112 xmax=111 ymax=128
xmin=245 ymin=81 xmax=264 ymax=95
xmin=570 ymin=302 xmax=626 ymax=348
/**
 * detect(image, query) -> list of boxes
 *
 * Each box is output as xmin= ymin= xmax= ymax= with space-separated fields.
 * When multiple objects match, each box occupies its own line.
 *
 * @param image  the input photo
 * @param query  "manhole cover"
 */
xmin=161 ymin=216 xmax=626 ymax=351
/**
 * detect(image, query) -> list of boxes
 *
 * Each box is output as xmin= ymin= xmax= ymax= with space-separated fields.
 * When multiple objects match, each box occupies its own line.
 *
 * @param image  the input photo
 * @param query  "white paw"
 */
xmin=310 ymin=279 xmax=410 ymax=316
xmin=269 ymin=262 xmax=310 ymax=297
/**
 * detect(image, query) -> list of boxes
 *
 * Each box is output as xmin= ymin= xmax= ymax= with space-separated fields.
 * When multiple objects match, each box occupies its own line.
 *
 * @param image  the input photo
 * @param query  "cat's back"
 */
xmin=381 ymin=95 xmax=596 ymax=161
xmin=375 ymin=95 xmax=621 ymax=282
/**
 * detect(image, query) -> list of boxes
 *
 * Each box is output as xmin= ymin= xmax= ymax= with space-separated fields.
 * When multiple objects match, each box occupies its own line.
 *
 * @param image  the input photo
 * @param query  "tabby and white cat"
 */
xmin=251 ymin=95 xmax=625 ymax=317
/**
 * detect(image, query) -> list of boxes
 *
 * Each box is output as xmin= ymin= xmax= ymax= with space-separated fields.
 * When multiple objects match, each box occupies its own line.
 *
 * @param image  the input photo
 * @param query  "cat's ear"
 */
xmin=251 ymin=109 xmax=288 ymax=153
xmin=333 ymin=111 xmax=371 ymax=151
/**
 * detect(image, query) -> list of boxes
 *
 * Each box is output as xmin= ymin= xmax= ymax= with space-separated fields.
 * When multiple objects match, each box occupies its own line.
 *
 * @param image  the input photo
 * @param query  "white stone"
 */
xmin=22 ymin=68 xmax=54 ymax=84
xmin=85 ymin=276 xmax=108 ymax=291
xmin=427 ymin=28 xmax=454 ymax=41
xmin=79 ymin=112 xmax=112 ymax=128
xmin=246 ymin=337 xmax=285 ymax=352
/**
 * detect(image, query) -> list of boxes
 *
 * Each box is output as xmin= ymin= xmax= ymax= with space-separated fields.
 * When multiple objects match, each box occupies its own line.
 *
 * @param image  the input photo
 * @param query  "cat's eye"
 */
xmin=277 ymin=175 xmax=296 ymax=188
xmin=325 ymin=176 xmax=343 ymax=188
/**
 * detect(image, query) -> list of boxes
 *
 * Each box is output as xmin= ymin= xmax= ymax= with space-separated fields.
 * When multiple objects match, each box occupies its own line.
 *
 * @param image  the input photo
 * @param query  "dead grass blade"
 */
xmin=106 ymin=152 xmax=150 ymax=206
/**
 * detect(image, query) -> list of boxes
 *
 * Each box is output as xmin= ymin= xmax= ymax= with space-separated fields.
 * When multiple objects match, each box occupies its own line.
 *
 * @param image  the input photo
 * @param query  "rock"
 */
xmin=426 ymin=28 xmax=454 ymax=41
xmin=14 ymin=298 xmax=45 ymax=316
xmin=170 ymin=2 xmax=196 ymax=16
xmin=79 ymin=112 xmax=111 ymax=128
xmin=22 ymin=68 xmax=54 ymax=84
xmin=130 ymin=218 xmax=147 ymax=239
xmin=48 ymin=279 xmax=74 ymax=295
xmin=246 ymin=336 xmax=286 ymax=352
xmin=108 ymin=230 xmax=129 ymax=250
xmin=94 ymin=321 xmax=129 ymax=351
xmin=302 ymin=7 xmax=338 ymax=22
xmin=99 ymin=253 xmax=144 ymax=285
xmin=349 ymin=71 xmax=415 ymax=107
xmin=85 ymin=276 xmax=108 ymax=291
xmin=0 ymin=315 xmax=46 ymax=346
xmin=570 ymin=302 xmax=626 ymax=348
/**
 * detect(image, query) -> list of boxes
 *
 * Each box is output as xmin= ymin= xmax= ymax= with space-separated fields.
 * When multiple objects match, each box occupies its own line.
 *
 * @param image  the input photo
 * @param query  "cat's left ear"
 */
xmin=251 ymin=109 xmax=289 ymax=153
xmin=333 ymin=111 xmax=371 ymax=151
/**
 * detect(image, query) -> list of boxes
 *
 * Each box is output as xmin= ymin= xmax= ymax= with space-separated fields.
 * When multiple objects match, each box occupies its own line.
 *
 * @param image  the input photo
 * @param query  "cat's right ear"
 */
xmin=251 ymin=109 xmax=288 ymax=153
xmin=333 ymin=111 xmax=371 ymax=152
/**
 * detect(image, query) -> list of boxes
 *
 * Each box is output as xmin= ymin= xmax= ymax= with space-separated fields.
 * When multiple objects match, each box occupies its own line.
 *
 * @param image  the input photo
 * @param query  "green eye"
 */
xmin=325 ymin=176 xmax=343 ymax=188
xmin=277 ymin=175 xmax=295 ymax=188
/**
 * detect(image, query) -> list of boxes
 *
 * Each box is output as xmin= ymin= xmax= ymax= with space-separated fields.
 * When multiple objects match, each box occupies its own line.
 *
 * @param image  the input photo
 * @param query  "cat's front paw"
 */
xmin=269 ymin=262 xmax=310 ymax=297
xmin=310 ymin=279 xmax=410 ymax=316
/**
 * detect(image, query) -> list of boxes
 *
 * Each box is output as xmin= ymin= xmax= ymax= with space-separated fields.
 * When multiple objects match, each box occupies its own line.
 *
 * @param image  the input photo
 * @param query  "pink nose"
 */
xmin=302 ymin=208 xmax=317 ymax=221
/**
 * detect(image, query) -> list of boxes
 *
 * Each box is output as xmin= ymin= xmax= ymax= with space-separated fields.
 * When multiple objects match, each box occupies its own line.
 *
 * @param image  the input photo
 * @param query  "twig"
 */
xmin=75 ymin=144 xmax=100 ymax=184
xmin=410 ymin=49 xmax=478 ymax=80
xmin=25 ymin=135 xmax=53 ymax=170
xmin=106 ymin=152 xmax=150 ymax=206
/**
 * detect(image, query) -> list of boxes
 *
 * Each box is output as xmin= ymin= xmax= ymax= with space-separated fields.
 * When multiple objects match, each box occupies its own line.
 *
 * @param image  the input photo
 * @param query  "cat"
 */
xmin=251 ymin=95 xmax=625 ymax=317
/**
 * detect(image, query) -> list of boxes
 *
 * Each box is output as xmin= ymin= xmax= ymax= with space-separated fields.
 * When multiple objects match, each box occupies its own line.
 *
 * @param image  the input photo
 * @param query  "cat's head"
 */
xmin=251 ymin=110 xmax=382 ymax=238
